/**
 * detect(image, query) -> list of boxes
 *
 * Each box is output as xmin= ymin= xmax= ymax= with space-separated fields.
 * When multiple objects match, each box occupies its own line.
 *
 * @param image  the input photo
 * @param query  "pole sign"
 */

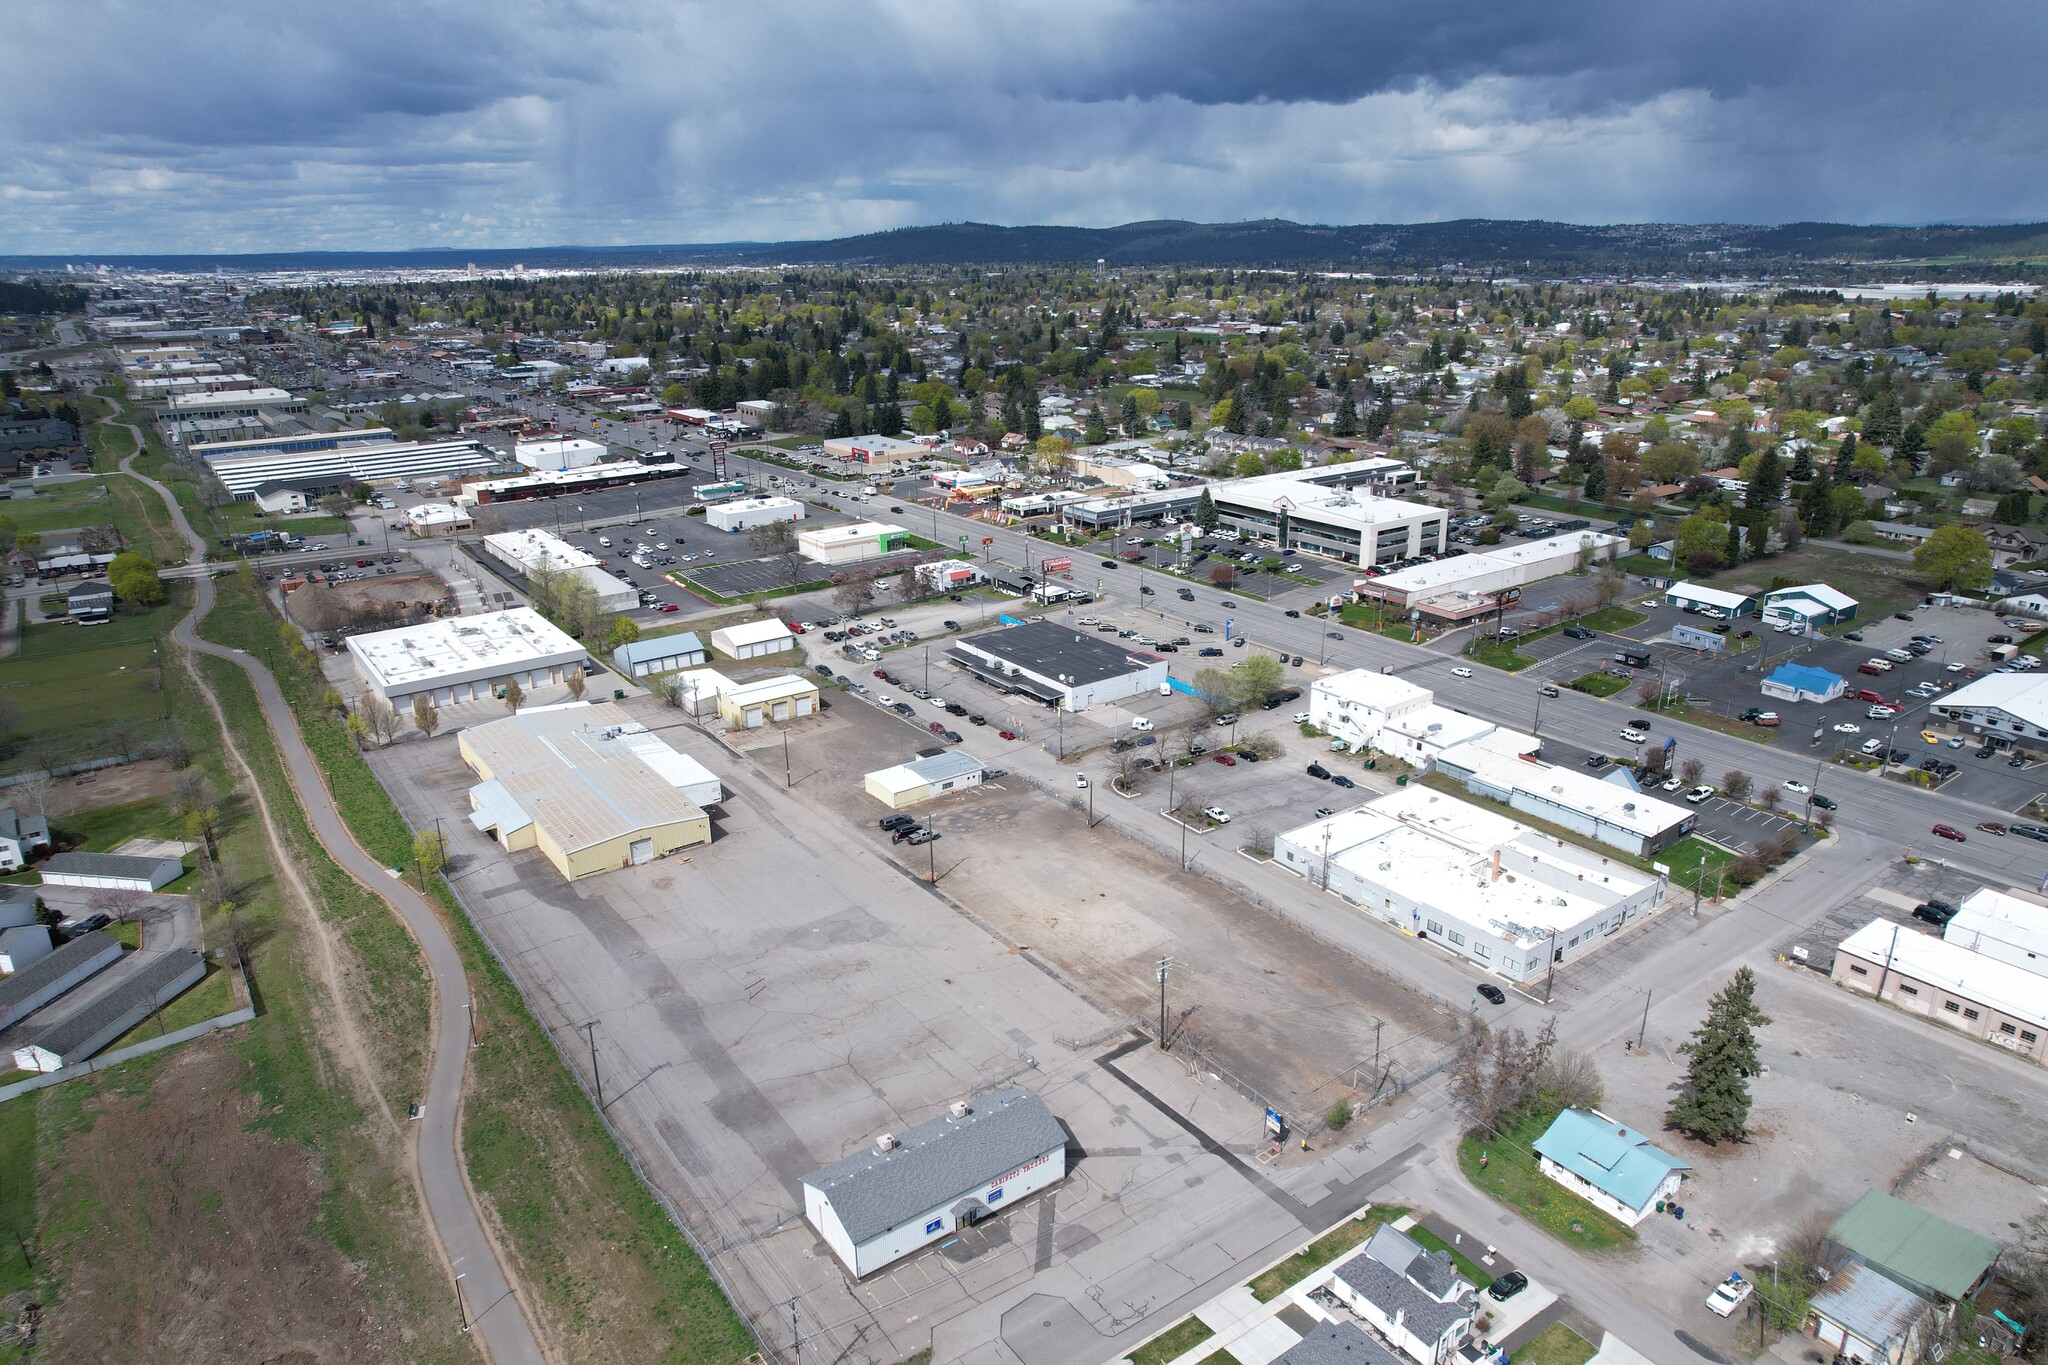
xmin=1265 ymin=1108 xmax=1285 ymax=1139
xmin=1225 ymin=617 xmax=1234 ymax=638
xmin=982 ymin=536 xmax=995 ymax=548
xmin=711 ymin=448 xmax=727 ymax=479
xmin=1042 ymin=556 xmax=1072 ymax=574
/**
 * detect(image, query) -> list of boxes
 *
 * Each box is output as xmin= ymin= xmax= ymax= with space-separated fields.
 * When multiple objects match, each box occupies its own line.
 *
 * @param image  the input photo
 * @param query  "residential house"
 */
xmin=1983 ymin=525 xmax=2048 ymax=568
xmin=0 ymin=806 xmax=51 ymax=871
xmin=1805 ymin=1262 xmax=1933 ymax=1365
xmin=1531 ymin=1107 xmax=1691 ymax=1227
xmin=1328 ymin=1224 xmax=1477 ymax=1365
xmin=1828 ymin=1190 xmax=2001 ymax=1302
xmin=67 ymin=580 xmax=114 ymax=623
xmin=1271 ymin=1321 xmax=1407 ymax=1365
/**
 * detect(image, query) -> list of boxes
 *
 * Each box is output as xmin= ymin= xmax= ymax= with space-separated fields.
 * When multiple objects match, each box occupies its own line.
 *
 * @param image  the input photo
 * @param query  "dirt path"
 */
xmin=118 ymin=434 xmax=549 ymax=1365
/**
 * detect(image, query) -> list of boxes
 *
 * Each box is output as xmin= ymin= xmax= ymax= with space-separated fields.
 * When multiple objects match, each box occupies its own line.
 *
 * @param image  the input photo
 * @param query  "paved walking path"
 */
xmin=119 ymin=430 xmax=547 ymax=1365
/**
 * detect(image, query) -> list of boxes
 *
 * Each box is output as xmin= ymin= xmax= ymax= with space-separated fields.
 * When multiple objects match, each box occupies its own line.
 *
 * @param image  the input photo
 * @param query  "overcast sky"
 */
xmin=4 ymin=0 xmax=2044 ymax=254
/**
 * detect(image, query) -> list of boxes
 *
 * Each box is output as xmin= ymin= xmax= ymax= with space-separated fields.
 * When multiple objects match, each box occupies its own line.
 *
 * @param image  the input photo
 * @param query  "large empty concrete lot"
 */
xmin=368 ymin=699 xmax=1436 ymax=1364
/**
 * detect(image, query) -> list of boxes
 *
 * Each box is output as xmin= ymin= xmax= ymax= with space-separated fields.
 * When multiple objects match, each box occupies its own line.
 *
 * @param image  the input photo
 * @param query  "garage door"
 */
xmin=629 ymin=838 xmax=652 ymax=865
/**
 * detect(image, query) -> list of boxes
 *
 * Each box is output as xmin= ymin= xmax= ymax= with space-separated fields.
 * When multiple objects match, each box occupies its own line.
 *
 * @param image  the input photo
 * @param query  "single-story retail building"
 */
xmin=347 ymin=608 xmax=588 ymax=710
xmin=705 ymin=496 xmax=805 ymax=533
xmin=864 ymin=752 xmax=986 ymax=809
xmin=459 ymin=701 xmax=713 ymax=881
xmin=802 ymin=1088 xmax=1067 ymax=1278
xmin=1357 ymin=532 xmax=1622 ymax=609
xmin=1931 ymin=673 xmax=2048 ymax=742
xmin=1532 ymin=1106 xmax=1690 ymax=1226
xmin=796 ymin=520 xmax=911 ymax=564
xmin=715 ymin=675 xmax=819 ymax=729
xmin=947 ymin=620 xmax=1169 ymax=712
xmin=1831 ymin=918 xmax=2046 ymax=1066
xmin=13 ymin=948 xmax=208 ymax=1073
xmin=611 ymin=632 xmax=707 ymax=680
xmin=39 ymin=851 xmax=183 ymax=892
xmin=1942 ymin=887 xmax=2048 ymax=977
xmin=821 ymin=434 xmax=925 ymax=468
xmin=709 ymin=619 xmax=797 ymax=660
xmin=1306 ymin=669 xmax=1539 ymax=769
xmin=1274 ymin=788 xmax=1664 ymax=983
xmin=482 ymin=527 xmax=637 ymax=614
xmin=1761 ymin=663 xmax=1846 ymax=704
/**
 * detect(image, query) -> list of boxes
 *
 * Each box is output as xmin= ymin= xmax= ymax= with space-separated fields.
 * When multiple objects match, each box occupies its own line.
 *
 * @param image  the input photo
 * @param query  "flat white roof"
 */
xmin=462 ymin=702 xmax=704 ymax=855
xmin=485 ymin=528 xmax=600 ymax=571
xmin=1839 ymin=919 xmax=2048 ymax=1029
xmin=1367 ymin=532 xmax=1622 ymax=595
xmin=1768 ymin=582 xmax=1858 ymax=610
xmin=460 ymin=462 xmax=688 ymax=498
xmin=1458 ymin=752 xmax=1693 ymax=837
xmin=167 ymin=386 xmax=296 ymax=409
xmin=1947 ymin=888 xmax=2048 ymax=966
xmin=1935 ymin=673 xmax=2048 ymax=731
xmin=713 ymin=496 xmax=801 ymax=513
xmin=1287 ymin=788 xmax=1654 ymax=945
xmin=407 ymin=501 xmax=471 ymax=526
xmin=515 ymin=437 xmax=606 ymax=458
xmin=798 ymin=520 xmax=904 ymax=545
xmin=349 ymin=608 xmax=584 ymax=689
xmin=711 ymin=619 xmax=795 ymax=648
xmin=1314 ymin=668 xmax=1432 ymax=712
xmin=720 ymin=674 xmax=819 ymax=705
xmin=1667 ymin=582 xmax=1755 ymax=611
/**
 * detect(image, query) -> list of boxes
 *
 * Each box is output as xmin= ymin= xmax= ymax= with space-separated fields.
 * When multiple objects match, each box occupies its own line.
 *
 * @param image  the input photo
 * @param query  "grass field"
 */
xmin=1458 ymin=1107 xmax=1635 ymax=1251
xmin=49 ymin=797 xmax=185 ymax=852
xmin=1716 ymin=545 xmax=1928 ymax=619
xmin=102 ymin=962 xmax=235 ymax=1053
xmin=1512 ymin=1322 xmax=1598 ymax=1365
xmin=201 ymin=573 xmax=757 ymax=1363
xmin=0 ymin=635 xmax=166 ymax=773
xmin=15 ymin=599 xmax=169 ymax=658
xmin=0 ymin=481 xmax=118 ymax=536
xmin=1249 ymin=1205 xmax=1409 ymax=1301
xmin=1568 ymin=671 xmax=1630 ymax=697
xmin=1665 ymin=835 xmax=1744 ymax=894
xmin=1130 ymin=1316 xmax=1214 ymax=1365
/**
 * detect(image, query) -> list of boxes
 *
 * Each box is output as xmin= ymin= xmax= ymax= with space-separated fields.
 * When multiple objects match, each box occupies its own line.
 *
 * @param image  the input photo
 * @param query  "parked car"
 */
xmin=1476 ymin=984 xmax=1508 ymax=1007
xmin=1914 ymin=899 xmax=1960 ymax=925
xmin=1213 ymin=753 xmax=1238 ymax=766
xmin=1201 ymin=806 xmax=1231 ymax=824
xmin=1329 ymin=775 xmax=1357 ymax=789
xmin=1931 ymin=824 xmax=1967 ymax=842
xmin=1707 ymin=1275 xmax=1754 ymax=1318
xmin=1685 ymin=785 xmax=1715 ymax=804
xmin=1561 ymin=626 xmax=1594 ymax=640
xmin=1485 ymin=1267 xmax=1525 ymax=1297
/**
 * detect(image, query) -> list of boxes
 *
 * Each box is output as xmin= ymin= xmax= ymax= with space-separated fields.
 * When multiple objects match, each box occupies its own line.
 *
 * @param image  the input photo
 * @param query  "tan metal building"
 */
xmin=716 ymin=675 xmax=819 ymax=729
xmin=458 ymin=702 xmax=712 ymax=881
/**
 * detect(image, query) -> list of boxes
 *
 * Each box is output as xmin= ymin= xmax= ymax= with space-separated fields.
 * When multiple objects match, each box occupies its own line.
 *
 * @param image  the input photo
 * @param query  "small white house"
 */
xmin=0 ymin=806 xmax=51 ymax=872
xmin=1531 ymin=1107 xmax=1690 ymax=1226
xmin=0 ymin=924 xmax=52 ymax=974
xmin=1328 ymin=1224 xmax=1477 ymax=1364
xmin=709 ymin=619 xmax=797 ymax=660
xmin=864 ymin=753 xmax=986 ymax=809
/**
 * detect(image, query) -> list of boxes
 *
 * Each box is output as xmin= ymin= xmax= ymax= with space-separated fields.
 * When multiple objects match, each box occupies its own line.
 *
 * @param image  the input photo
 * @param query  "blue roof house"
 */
xmin=1761 ymin=662 xmax=1846 ymax=705
xmin=1532 ymin=1108 xmax=1691 ymax=1227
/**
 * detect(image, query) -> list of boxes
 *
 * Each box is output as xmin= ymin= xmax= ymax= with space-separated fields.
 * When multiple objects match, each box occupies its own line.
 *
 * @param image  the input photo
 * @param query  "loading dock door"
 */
xmin=629 ymin=838 xmax=652 ymax=864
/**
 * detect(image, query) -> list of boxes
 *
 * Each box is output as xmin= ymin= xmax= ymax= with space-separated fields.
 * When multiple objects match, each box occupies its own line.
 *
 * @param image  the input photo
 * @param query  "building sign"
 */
xmin=926 ymin=1217 xmax=944 ymax=1234
xmin=1265 ymin=1107 xmax=1285 ymax=1138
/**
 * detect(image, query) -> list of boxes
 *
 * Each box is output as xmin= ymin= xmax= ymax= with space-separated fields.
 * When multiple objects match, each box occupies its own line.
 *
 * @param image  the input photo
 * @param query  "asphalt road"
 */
xmin=119 ymin=427 xmax=547 ymax=1365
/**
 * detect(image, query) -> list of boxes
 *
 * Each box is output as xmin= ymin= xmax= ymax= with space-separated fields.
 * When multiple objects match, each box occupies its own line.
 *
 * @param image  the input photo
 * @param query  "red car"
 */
xmin=873 ymin=669 xmax=888 ymax=678
xmin=929 ymin=722 xmax=946 ymax=734
xmin=1212 ymin=754 xmax=1238 ymax=766
xmin=657 ymin=603 xmax=679 ymax=613
xmin=1978 ymin=822 xmax=2009 ymax=835
xmin=789 ymin=623 xmax=805 ymax=634
xmin=1932 ymin=824 xmax=1967 ymax=842
xmin=998 ymin=729 xmax=1016 ymax=740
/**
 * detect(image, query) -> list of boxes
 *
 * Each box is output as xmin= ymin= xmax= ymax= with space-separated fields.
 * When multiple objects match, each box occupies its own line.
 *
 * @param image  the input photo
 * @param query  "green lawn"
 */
xmin=50 ymin=797 xmax=185 ymax=853
xmin=0 ymin=481 xmax=118 ymax=536
xmin=1249 ymin=1205 xmax=1410 ymax=1301
xmin=1129 ymin=1315 xmax=1215 ymax=1365
xmin=102 ymin=963 xmax=234 ymax=1052
xmin=1577 ymin=606 xmax=1649 ymax=633
xmin=0 ymin=637 xmax=167 ymax=773
xmin=15 ymin=600 xmax=168 ymax=659
xmin=1661 ymin=835 xmax=1741 ymax=893
xmin=0 ymin=1094 xmax=35 ymax=1301
xmin=1406 ymin=1226 xmax=1489 ymax=1284
xmin=1637 ymin=694 xmax=1780 ymax=743
xmin=1568 ymin=671 xmax=1630 ymax=697
xmin=1458 ymin=1108 xmax=1636 ymax=1252
xmin=1512 ymin=1322 xmax=1598 ymax=1365
xmin=1471 ymin=638 xmax=1539 ymax=671
xmin=1198 ymin=1352 xmax=1244 ymax=1365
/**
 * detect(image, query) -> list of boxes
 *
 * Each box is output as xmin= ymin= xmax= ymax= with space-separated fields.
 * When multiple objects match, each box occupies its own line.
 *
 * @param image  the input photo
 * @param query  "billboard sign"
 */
xmin=1041 ymin=556 xmax=1072 ymax=573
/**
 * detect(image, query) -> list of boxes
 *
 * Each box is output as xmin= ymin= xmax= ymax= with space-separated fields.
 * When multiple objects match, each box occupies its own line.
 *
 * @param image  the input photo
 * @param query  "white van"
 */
xmin=1130 ymin=717 xmax=1155 ymax=731
xmin=598 ymin=536 xmax=612 ymax=547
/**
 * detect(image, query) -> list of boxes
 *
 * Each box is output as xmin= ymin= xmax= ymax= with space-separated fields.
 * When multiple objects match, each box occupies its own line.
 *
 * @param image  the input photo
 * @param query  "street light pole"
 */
xmin=1156 ymin=956 xmax=1173 ymax=1049
xmin=581 ymin=1019 xmax=603 ymax=1109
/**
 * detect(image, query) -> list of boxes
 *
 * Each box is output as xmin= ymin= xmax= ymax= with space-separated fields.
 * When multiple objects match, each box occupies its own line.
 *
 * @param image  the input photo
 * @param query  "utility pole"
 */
xmin=1373 ymin=1017 xmax=1384 ymax=1074
xmin=1543 ymin=928 xmax=1558 ymax=1005
xmin=1156 ymin=956 xmax=1173 ymax=1049
xmin=1637 ymin=988 xmax=1652 ymax=1050
xmin=783 ymin=729 xmax=791 ymax=788
xmin=581 ymin=1019 xmax=603 ymax=1109
xmin=455 ymin=1272 xmax=470 ymax=1334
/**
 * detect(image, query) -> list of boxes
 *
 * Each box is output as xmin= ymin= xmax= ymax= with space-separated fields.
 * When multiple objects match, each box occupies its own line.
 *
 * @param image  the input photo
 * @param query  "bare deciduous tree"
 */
xmin=361 ymin=694 xmax=400 ymax=747
xmin=1448 ymin=1018 xmax=1558 ymax=1139
xmin=412 ymin=694 xmax=440 ymax=737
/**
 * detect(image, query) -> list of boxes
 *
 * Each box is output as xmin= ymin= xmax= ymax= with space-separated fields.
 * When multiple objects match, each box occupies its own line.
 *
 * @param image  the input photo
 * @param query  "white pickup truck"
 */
xmin=1706 ymin=1273 xmax=1753 ymax=1317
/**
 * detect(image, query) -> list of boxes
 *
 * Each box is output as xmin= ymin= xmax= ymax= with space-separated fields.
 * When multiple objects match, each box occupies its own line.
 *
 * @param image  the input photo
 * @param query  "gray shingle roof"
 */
xmin=40 ymin=851 xmax=182 ymax=883
xmin=1273 ymin=1321 xmax=1406 ymax=1365
xmin=0 ymin=930 xmax=119 ymax=1013
xmin=1333 ymin=1227 xmax=1474 ymax=1347
xmin=26 ymin=950 xmax=207 ymax=1060
xmin=802 ymin=1088 xmax=1065 ymax=1245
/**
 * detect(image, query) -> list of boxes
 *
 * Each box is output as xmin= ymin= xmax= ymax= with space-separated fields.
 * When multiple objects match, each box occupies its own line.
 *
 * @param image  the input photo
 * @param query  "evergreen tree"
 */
xmin=1584 ymin=462 xmax=1608 ymax=501
xmin=1789 ymin=445 xmax=1813 ymax=481
xmin=1726 ymin=519 xmax=1744 ymax=564
xmin=1667 ymin=968 xmax=1772 ymax=1144
xmin=1799 ymin=472 xmax=1838 ymax=537
xmin=1333 ymin=396 xmax=1358 ymax=437
xmin=1194 ymin=489 xmax=1218 ymax=532
xmin=1173 ymin=401 xmax=1193 ymax=430
xmin=1725 ymin=423 xmax=1752 ymax=467
xmin=1833 ymin=431 xmax=1858 ymax=474
xmin=1085 ymin=404 xmax=1109 ymax=445
xmin=826 ymin=405 xmax=855 ymax=439
xmin=1745 ymin=447 xmax=1785 ymax=508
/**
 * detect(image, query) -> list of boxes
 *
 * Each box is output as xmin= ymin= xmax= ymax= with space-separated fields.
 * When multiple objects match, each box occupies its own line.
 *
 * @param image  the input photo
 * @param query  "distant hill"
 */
xmin=6 ymin=218 xmax=2047 ymax=274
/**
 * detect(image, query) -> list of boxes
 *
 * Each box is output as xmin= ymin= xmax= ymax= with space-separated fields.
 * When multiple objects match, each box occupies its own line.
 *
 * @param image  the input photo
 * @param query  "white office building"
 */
xmin=513 ymin=437 xmax=608 ymax=471
xmin=1308 ymin=669 xmax=1539 ymax=770
xmin=705 ymin=496 xmax=806 ymax=533
xmin=164 ymin=387 xmax=305 ymax=419
xmin=347 ymin=608 xmax=588 ymax=709
xmin=1432 ymin=751 xmax=1696 ymax=858
xmin=1933 ymin=673 xmax=2048 ymax=742
xmin=481 ymin=528 xmax=638 ymax=614
xmin=1210 ymin=464 xmax=1442 ymax=568
xmin=1357 ymin=533 xmax=1623 ymax=614
xmin=1275 ymin=788 xmax=1665 ymax=983
xmin=947 ymin=621 xmax=1168 ymax=712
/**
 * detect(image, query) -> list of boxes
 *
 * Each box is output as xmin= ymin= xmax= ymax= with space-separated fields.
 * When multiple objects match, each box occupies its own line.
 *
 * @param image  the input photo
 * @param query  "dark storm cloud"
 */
xmin=1 ymin=0 xmax=2043 ymax=253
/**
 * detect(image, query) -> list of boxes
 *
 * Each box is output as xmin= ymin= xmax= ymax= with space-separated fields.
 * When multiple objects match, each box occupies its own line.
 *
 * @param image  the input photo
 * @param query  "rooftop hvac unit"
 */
xmin=875 ymin=1133 xmax=897 ymax=1153
xmin=950 ymin=1100 xmax=970 ymax=1119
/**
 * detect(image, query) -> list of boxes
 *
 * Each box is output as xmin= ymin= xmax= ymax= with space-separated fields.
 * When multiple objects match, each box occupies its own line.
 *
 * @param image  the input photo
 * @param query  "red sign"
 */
xmin=1041 ymin=556 xmax=1072 ymax=573
xmin=981 ymin=537 xmax=995 ymax=547
xmin=708 ymin=441 xmax=727 ymax=457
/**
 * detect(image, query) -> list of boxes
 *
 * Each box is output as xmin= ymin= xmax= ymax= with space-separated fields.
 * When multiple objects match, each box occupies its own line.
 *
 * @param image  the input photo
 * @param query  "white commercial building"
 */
xmin=1933 ymin=673 xmax=2048 ymax=742
xmin=1832 ymin=919 xmax=2048 ymax=1065
xmin=203 ymin=437 xmax=503 ymax=499
xmin=1432 ymin=751 xmax=1696 ymax=858
xmin=864 ymin=752 xmax=987 ymax=809
xmin=1356 ymin=533 xmax=1623 ymax=614
xmin=513 ymin=437 xmax=608 ymax=471
xmin=1307 ymin=669 xmax=1539 ymax=770
xmin=405 ymin=502 xmax=474 ymax=536
xmin=1944 ymin=888 xmax=2048 ymax=977
xmin=710 ymin=619 xmax=797 ymax=660
xmin=1274 ymin=788 xmax=1665 ymax=983
xmin=802 ymin=1088 xmax=1067 ymax=1278
xmin=705 ymin=496 xmax=806 ymax=533
xmin=822 ymin=434 xmax=926 ymax=467
xmin=164 ymin=387 xmax=305 ymax=418
xmin=797 ymin=521 xmax=910 ymax=564
xmin=1664 ymin=583 xmax=1758 ymax=617
xmin=715 ymin=674 xmax=820 ymax=728
xmin=947 ymin=620 xmax=1169 ymax=712
xmin=914 ymin=559 xmax=984 ymax=593
xmin=1210 ymin=465 xmax=1443 ymax=568
xmin=481 ymin=528 xmax=637 ymax=614
xmin=347 ymin=607 xmax=588 ymax=709
xmin=611 ymin=632 xmax=707 ymax=680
